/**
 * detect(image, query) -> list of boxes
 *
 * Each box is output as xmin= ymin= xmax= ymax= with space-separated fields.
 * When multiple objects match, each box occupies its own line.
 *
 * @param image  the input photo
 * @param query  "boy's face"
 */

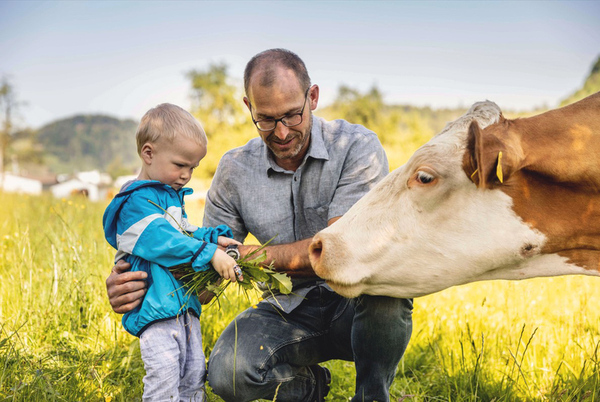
xmin=140 ymin=135 xmax=206 ymax=190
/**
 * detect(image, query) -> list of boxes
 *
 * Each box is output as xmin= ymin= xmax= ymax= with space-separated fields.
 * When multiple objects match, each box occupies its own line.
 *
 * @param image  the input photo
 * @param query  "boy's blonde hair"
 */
xmin=136 ymin=103 xmax=207 ymax=154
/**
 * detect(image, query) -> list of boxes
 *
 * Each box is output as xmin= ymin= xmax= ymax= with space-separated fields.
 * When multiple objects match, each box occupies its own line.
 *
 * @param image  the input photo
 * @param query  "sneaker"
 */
xmin=308 ymin=365 xmax=331 ymax=402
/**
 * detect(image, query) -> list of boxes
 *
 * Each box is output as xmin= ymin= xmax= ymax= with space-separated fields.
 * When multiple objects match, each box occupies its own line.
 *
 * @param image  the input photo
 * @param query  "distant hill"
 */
xmin=37 ymin=114 xmax=139 ymax=176
xmin=560 ymin=56 xmax=600 ymax=106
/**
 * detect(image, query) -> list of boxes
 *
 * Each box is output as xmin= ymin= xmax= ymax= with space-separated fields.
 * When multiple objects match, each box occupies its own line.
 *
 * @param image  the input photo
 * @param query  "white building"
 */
xmin=76 ymin=170 xmax=112 ymax=187
xmin=50 ymin=178 xmax=100 ymax=201
xmin=0 ymin=173 xmax=43 ymax=195
xmin=50 ymin=170 xmax=113 ymax=201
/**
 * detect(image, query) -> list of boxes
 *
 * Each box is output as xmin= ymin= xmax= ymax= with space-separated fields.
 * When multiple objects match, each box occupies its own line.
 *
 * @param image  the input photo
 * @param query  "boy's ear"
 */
xmin=140 ymin=143 xmax=154 ymax=164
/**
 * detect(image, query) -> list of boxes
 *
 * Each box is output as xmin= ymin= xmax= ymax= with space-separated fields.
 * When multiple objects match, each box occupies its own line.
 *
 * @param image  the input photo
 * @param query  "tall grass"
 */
xmin=1 ymin=191 xmax=599 ymax=401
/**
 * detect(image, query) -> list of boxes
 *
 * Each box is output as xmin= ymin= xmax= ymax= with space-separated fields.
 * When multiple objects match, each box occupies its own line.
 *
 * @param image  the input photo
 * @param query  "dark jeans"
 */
xmin=207 ymin=287 xmax=413 ymax=402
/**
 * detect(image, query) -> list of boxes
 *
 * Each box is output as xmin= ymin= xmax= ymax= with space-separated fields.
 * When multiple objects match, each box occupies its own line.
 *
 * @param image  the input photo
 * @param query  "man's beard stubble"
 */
xmin=267 ymin=115 xmax=312 ymax=161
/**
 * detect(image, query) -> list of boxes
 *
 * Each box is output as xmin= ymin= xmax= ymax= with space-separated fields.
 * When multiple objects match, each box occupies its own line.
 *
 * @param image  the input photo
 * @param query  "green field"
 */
xmin=1 ymin=192 xmax=599 ymax=401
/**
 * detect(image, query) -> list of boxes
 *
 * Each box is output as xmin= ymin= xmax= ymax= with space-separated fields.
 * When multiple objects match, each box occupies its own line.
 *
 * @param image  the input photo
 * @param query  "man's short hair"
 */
xmin=136 ymin=103 xmax=207 ymax=154
xmin=244 ymin=48 xmax=311 ymax=96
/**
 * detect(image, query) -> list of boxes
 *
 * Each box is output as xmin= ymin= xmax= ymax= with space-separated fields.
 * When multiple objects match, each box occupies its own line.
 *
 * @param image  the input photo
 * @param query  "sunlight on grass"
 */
xmin=1 ymin=192 xmax=599 ymax=401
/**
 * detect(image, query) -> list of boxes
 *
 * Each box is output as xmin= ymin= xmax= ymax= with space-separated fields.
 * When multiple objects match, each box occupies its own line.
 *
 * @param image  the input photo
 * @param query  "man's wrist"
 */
xmin=225 ymin=244 xmax=240 ymax=260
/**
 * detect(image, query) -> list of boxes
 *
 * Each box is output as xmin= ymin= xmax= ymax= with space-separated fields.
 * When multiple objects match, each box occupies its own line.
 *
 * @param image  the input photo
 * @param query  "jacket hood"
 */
xmin=102 ymin=180 xmax=193 ymax=249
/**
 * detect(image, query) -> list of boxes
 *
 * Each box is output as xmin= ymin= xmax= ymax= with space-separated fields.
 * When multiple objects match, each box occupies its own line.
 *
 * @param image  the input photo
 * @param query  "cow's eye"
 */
xmin=416 ymin=171 xmax=434 ymax=184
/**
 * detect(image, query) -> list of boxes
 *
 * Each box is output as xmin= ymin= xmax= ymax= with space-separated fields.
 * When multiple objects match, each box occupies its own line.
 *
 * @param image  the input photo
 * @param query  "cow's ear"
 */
xmin=466 ymin=118 xmax=520 ymax=189
xmin=463 ymin=122 xmax=480 ymax=185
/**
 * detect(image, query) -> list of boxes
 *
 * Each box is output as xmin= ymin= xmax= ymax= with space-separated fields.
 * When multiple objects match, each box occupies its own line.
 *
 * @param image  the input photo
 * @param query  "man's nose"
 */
xmin=273 ymin=121 xmax=290 ymax=140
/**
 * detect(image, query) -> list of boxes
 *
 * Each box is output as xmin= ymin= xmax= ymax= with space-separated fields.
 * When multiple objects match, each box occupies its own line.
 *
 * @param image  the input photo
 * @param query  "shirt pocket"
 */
xmin=304 ymin=204 xmax=330 ymax=235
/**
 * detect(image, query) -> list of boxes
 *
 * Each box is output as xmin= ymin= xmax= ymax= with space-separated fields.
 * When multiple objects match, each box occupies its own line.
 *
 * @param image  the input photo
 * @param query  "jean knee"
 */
xmin=209 ymin=344 xmax=272 ymax=401
xmin=207 ymin=347 xmax=245 ymax=399
xmin=207 ymin=345 xmax=230 ymax=391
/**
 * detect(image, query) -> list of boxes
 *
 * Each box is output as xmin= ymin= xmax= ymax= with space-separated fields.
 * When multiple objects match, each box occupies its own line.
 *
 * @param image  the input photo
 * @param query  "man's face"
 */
xmin=245 ymin=69 xmax=318 ymax=170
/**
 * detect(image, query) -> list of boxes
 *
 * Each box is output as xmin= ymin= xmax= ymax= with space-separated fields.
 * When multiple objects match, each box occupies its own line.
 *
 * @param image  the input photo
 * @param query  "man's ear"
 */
xmin=308 ymin=84 xmax=319 ymax=111
xmin=243 ymin=97 xmax=251 ymax=111
xmin=140 ymin=143 xmax=154 ymax=165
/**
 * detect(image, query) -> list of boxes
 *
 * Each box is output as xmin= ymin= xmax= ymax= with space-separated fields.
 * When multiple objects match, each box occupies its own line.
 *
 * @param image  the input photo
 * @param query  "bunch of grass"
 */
xmin=147 ymin=199 xmax=292 ymax=305
xmin=170 ymin=243 xmax=292 ymax=306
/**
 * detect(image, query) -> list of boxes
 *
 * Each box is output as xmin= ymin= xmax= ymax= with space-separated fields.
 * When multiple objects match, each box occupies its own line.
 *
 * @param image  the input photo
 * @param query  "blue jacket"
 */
xmin=102 ymin=180 xmax=232 ymax=337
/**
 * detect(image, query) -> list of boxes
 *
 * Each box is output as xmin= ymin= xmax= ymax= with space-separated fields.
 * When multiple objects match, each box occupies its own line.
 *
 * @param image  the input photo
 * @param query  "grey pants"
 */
xmin=139 ymin=313 xmax=206 ymax=401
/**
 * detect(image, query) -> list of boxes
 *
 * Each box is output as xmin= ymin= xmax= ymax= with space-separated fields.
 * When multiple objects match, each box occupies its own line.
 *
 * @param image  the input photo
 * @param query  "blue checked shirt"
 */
xmin=203 ymin=115 xmax=389 ymax=312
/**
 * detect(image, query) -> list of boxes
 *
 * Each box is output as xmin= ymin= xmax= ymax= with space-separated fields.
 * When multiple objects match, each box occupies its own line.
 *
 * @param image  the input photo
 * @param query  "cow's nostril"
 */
xmin=520 ymin=242 xmax=540 ymax=258
xmin=309 ymin=238 xmax=323 ymax=263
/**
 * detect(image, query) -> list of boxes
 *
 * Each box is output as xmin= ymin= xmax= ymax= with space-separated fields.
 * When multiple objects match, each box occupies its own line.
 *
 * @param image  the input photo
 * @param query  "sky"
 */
xmin=1 ymin=0 xmax=599 ymax=129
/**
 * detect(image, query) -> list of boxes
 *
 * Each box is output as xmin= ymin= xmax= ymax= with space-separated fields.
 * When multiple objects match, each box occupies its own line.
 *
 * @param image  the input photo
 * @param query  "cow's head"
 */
xmin=309 ymin=99 xmax=598 ymax=298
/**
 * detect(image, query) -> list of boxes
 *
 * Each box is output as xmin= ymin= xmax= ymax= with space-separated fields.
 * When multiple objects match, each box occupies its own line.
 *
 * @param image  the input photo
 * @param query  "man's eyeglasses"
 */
xmin=250 ymin=87 xmax=310 ymax=132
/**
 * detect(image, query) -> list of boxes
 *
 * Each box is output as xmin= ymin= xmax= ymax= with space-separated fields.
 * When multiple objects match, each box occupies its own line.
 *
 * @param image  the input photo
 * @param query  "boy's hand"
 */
xmin=210 ymin=249 xmax=243 ymax=282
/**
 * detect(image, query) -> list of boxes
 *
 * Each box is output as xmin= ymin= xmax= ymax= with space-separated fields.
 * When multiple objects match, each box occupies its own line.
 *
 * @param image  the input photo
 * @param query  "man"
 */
xmin=106 ymin=48 xmax=413 ymax=402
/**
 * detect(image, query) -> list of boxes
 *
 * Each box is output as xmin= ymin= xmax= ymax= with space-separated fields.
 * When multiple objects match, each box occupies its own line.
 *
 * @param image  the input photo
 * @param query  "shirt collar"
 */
xmin=264 ymin=116 xmax=330 ymax=175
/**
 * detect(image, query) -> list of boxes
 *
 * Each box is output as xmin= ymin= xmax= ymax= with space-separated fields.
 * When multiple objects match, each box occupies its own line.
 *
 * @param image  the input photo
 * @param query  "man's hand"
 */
xmin=106 ymin=260 xmax=148 ymax=314
xmin=217 ymin=236 xmax=242 ymax=248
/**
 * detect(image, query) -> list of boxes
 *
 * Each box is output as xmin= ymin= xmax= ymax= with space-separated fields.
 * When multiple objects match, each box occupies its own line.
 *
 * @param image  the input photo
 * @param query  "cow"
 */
xmin=309 ymin=92 xmax=600 ymax=299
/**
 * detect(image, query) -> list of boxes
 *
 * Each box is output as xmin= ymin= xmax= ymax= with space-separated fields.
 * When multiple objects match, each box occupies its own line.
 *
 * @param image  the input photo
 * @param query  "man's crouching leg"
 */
xmin=208 ymin=302 xmax=327 ymax=402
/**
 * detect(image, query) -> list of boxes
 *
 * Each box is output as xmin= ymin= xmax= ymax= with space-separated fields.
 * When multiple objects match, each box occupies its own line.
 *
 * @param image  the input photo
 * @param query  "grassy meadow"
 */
xmin=1 ymin=191 xmax=599 ymax=401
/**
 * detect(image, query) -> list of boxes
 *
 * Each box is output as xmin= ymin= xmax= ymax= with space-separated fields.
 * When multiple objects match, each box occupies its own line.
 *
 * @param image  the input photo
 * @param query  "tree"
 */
xmin=318 ymin=84 xmax=465 ymax=170
xmin=187 ymin=63 xmax=248 ymax=138
xmin=560 ymin=55 xmax=600 ymax=106
xmin=331 ymin=85 xmax=385 ymax=129
xmin=0 ymin=77 xmax=18 ymax=175
xmin=187 ymin=63 xmax=254 ymax=179
xmin=323 ymin=84 xmax=403 ymax=151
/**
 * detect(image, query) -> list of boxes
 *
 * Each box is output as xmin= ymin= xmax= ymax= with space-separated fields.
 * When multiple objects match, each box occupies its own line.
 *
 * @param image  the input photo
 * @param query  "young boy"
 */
xmin=103 ymin=103 xmax=241 ymax=401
